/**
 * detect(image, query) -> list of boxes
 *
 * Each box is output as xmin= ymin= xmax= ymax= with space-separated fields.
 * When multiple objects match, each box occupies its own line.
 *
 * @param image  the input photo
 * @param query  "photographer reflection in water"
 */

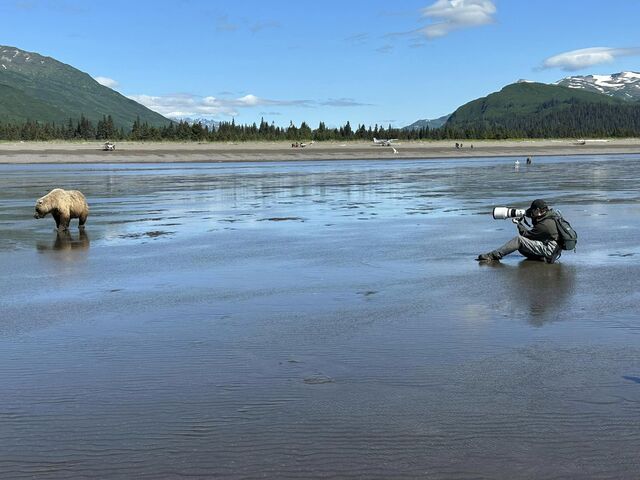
xmin=477 ymin=199 xmax=559 ymax=263
xmin=500 ymin=261 xmax=575 ymax=325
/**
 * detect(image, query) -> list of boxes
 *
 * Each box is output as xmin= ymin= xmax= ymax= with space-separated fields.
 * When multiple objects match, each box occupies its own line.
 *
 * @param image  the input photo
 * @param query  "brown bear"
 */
xmin=34 ymin=188 xmax=89 ymax=231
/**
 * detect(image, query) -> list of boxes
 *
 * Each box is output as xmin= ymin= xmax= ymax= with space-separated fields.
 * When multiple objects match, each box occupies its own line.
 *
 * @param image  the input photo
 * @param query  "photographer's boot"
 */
xmin=476 ymin=251 xmax=501 ymax=262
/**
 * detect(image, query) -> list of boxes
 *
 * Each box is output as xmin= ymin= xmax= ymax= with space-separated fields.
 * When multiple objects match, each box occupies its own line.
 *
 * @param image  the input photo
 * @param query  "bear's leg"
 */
xmin=52 ymin=211 xmax=61 ymax=230
xmin=57 ymin=213 xmax=70 ymax=231
xmin=79 ymin=213 xmax=88 ymax=229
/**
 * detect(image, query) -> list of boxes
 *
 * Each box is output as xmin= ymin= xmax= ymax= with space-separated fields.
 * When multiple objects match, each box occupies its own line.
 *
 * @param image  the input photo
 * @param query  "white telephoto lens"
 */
xmin=493 ymin=207 xmax=526 ymax=219
xmin=493 ymin=207 xmax=509 ymax=219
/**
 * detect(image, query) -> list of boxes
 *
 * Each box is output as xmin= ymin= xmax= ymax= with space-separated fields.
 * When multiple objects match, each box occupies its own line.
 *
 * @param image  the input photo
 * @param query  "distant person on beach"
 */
xmin=477 ymin=199 xmax=560 ymax=264
xmin=526 ymin=156 xmax=532 ymax=164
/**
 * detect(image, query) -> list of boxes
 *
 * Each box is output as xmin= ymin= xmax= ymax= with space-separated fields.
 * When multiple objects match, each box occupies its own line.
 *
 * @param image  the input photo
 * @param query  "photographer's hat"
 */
xmin=530 ymin=199 xmax=548 ymax=210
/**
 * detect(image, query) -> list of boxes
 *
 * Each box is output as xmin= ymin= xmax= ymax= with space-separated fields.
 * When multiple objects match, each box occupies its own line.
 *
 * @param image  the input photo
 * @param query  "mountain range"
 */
xmin=408 ymin=71 xmax=640 ymax=131
xmin=169 ymin=117 xmax=219 ymax=130
xmin=0 ymin=45 xmax=170 ymax=128
xmin=442 ymin=80 xmax=640 ymax=138
xmin=403 ymin=114 xmax=450 ymax=131
xmin=2 ymin=45 xmax=640 ymax=136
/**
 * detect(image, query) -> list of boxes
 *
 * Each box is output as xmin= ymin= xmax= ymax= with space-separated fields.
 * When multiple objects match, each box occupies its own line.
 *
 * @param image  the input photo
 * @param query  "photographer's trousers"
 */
xmin=494 ymin=235 xmax=557 ymax=261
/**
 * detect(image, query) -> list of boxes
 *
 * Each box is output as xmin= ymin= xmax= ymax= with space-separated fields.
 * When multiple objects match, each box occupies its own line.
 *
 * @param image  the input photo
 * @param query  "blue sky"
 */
xmin=2 ymin=0 xmax=640 ymax=128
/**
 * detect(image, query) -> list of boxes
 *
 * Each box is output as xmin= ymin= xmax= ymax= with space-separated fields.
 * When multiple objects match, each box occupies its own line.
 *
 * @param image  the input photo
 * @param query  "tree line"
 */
xmin=3 ymin=103 xmax=640 ymax=142
xmin=0 ymin=115 xmax=436 ymax=142
xmin=446 ymin=102 xmax=640 ymax=139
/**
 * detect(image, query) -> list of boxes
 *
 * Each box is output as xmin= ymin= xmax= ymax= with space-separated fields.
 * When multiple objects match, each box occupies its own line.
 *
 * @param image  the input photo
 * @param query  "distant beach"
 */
xmin=1 ymin=138 xmax=640 ymax=163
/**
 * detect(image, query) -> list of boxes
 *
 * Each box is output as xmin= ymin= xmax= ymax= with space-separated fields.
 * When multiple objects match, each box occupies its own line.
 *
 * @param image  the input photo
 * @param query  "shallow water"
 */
xmin=1 ymin=155 xmax=640 ymax=479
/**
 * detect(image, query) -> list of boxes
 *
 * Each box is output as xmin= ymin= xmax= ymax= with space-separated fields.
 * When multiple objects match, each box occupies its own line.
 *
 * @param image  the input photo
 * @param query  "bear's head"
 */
xmin=34 ymin=198 xmax=47 ymax=218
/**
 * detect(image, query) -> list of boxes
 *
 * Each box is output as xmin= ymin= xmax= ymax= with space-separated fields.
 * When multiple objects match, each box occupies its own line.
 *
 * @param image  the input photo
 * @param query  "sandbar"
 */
xmin=1 ymin=138 xmax=639 ymax=163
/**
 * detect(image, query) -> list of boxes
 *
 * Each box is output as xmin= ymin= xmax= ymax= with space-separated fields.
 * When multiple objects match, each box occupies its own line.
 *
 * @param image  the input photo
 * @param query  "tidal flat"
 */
xmin=1 ymin=155 xmax=640 ymax=479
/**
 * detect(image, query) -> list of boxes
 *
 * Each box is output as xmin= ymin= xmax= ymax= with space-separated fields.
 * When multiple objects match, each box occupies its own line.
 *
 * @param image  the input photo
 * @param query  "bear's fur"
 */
xmin=34 ymin=188 xmax=89 ymax=231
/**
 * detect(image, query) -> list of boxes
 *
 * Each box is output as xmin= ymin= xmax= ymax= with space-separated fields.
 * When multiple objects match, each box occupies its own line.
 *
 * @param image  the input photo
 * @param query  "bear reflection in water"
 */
xmin=37 ymin=230 xmax=90 ymax=254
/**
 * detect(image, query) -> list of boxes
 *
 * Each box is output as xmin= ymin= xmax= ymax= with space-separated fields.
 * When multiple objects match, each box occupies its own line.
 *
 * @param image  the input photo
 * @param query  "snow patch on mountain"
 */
xmin=169 ymin=117 xmax=219 ymax=129
xmin=556 ymin=71 xmax=640 ymax=100
xmin=0 ymin=47 xmax=47 ymax=68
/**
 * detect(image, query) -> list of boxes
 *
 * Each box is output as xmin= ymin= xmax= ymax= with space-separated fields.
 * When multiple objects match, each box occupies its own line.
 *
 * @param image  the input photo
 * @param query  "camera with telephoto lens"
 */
xmin=492 ymin=207 xmax=526 ymax=220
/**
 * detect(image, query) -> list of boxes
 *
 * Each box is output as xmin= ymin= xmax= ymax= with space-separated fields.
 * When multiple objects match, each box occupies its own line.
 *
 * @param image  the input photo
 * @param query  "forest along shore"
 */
xmin=1 ymin=139 xmax=640 ymax=163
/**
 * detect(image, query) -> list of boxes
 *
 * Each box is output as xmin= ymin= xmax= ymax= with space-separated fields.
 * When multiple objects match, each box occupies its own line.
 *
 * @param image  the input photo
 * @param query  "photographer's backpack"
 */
xmin=553 ymin=210 xmax=578 ymax=251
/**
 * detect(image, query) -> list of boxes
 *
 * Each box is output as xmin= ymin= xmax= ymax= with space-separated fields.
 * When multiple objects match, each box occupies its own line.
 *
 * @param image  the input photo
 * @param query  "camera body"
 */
xmin=493 ymin=207 xmax=526 ymax=220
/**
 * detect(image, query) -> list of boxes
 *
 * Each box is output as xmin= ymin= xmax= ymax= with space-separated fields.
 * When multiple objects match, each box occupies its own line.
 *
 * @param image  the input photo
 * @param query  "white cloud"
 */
xmin=94 ymin=76 xmax=119 ymax=89
xmin=542 ymin=47 xmax=640 ymax=71
xmin=420 ymin=0 xmax=496 ymax=38
xmin=236 ymin=94 xmax=261 ymax=106
xmin=229 ymin=94 xmax=313 ymax=108
xmin=127 ymin=93 xmax=238 ymax=118
xmin=128 ymin=93 xmax=369 ymax=118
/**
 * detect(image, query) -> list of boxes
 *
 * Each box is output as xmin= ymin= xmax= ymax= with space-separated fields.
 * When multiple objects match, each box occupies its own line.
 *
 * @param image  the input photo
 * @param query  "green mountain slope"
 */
xmin=0 ymin=83 xmax=68 ymax=123
xmin=0 ymin=45 xmax=171 ymax=128
xmin=444 ymin=82 xmax=640 ymax=137
xmin=447 ymin=82 xmax=621 ymax=126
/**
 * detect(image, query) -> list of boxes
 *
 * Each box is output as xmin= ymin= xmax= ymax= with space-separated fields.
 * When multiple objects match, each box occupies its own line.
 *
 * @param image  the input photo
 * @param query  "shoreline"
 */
xmin=1 ymin=139 xmax=640 ymax=163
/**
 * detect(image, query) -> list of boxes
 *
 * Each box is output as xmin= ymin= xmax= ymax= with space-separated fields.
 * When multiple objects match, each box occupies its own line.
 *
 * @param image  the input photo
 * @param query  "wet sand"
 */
xmin=1 ymin=155 xmax=640 ymax=478
xmin=1 ymin=138 xmax=640 ymax=163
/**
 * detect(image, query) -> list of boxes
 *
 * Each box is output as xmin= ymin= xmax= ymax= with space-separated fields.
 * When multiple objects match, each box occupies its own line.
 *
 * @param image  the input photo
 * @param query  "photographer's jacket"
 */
xmin=522 ymin=210 xmax=559 ymax=243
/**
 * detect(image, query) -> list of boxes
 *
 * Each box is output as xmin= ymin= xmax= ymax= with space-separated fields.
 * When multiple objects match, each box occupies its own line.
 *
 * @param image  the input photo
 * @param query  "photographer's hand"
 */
xmin=517 ymin=221 xmax=527 ymax=235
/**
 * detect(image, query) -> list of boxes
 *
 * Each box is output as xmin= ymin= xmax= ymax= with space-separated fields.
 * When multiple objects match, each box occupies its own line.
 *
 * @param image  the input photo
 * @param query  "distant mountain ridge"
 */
xmin=443 ymin=81 xmax=640 ymax=137
xmin=2 ymin=46 xmax=637 ymax=138
xmin=403 ymin=114 xmax=450 ymax=130
xmin=170 ymin=117 xmax=219 ymax=129
xmin=556 ymin=71 xmax=640 ymax=101
xmin=447 ymin=82 xmax=622 ymax=126
xmin=405 ymin=71 xmax=640 ymax=130
xmin=0 ymin=45 xmax=171 ymax=128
